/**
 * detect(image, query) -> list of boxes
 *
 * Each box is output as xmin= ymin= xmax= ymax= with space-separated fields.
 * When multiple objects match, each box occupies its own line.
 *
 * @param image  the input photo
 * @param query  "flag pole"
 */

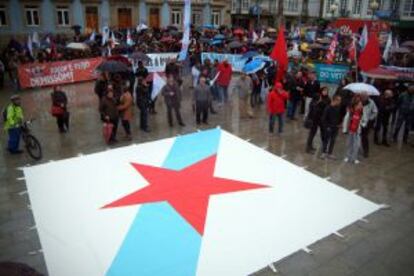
xmin=354 ymin=35 xmax=359 ymax=82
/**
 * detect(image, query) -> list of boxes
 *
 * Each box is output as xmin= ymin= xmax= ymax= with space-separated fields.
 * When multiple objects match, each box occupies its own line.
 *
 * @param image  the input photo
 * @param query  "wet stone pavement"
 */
xmin=0 ymin=77 xmax=413 ymax=276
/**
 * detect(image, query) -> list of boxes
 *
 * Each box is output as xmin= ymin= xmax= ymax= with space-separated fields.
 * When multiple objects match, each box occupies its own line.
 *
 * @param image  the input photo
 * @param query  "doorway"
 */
xmin=149 ymin=8 xmax=160 ymax=29
xmin=118 ymin=8 xmax=132 ymax=29
xmin=85 ymin=6 xmax=99 ymax=33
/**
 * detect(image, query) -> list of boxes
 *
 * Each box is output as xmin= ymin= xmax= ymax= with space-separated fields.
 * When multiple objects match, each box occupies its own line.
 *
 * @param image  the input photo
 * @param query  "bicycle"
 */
xmin=21 ymin=120 xmax=42 ymax=161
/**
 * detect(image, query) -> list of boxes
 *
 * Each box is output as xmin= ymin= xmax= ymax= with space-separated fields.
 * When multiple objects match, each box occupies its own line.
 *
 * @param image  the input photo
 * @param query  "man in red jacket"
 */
xmin=267 ymin=82 xmax=289 ymax=134
xmin=216 ymin=59 xmax=233 ymax=104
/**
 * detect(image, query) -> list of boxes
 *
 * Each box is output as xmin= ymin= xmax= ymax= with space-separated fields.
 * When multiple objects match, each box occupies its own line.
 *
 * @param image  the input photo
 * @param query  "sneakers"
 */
xmin=344 ymin=157 xmax=360 ymax=164
xmin=354 ymin=160 xmax=360 ymax=164
xmin=344 ymin=157 xmax=349 ymax=163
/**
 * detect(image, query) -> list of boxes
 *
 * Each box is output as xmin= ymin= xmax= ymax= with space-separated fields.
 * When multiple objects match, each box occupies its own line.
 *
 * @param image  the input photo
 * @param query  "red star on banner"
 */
xmin=102 ymin=155 xmax=268 ymax=235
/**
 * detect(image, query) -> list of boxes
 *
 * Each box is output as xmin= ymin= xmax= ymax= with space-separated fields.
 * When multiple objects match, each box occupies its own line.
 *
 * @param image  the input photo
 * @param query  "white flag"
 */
xmin=252 ymin=31 xmax=259 ymax=43
xmin=126 ymin=29 xmax=134 ymax=46
xmin=210 ymin=72 xmax=221 ymax=86
xmin=102 ymin=26 xmax=109 ymax=46
xmin=89 ymin=31 xmax=96 ymax=42
xmin=359 ymin=24 xmax=368 ymax=50
xmin=137 ymin=23 xmax=148 ymax=32
xmin=27 ymin=35 xmax=33 ymax=57
xmin=32 ymin=31 xmax=40 ymax=47
xmin=151 ymin=72 xmax=166 ymax=100
xmin=178 ymin=0 xmax=191 ymax=61
xmin=383 ymin=32 xmax=392 ymax=62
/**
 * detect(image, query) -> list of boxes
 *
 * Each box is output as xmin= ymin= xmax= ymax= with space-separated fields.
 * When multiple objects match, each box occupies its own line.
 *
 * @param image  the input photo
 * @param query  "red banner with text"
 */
xmin=18 ymin=57 xmax=103 ymax=89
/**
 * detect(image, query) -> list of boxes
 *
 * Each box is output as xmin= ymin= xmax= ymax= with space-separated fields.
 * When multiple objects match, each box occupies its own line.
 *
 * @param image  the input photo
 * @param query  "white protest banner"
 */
xmin=151 ymin=72 xmax=166 ymax=100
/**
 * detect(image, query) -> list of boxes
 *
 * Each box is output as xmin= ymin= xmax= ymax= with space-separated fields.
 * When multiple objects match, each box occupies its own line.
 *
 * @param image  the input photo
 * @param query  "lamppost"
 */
xmin=370 ymin=0 xmax=379 ymax=20
xmin=330 ymin=1 xmax=339 ymax=20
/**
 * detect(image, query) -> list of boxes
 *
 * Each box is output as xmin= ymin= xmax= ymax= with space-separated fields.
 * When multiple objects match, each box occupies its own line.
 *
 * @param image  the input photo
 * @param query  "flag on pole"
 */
xmin=32 ymin=31 xmax=40 ymax=48
xmin=383 ymin=32 xmax=392 ymax=62
xmin=260 ymin=29 xmax=265 ymax=38
xmin=270 ymin=26 xmax=288 ymax=83
xmin=151 ymin=72 xmax=166 ymax=100
xmin=252 ymin=31 xmax=259 ymax=43
xmin=178 ymin=0 xmax=191 ymax=61
xmin=359 ymin=24 xmax=368 ymax=50
xmin=27 ymin=35 xmax=33 ymax=58
xmin=358 ymin=32 xmax=381 ymax=71
xmin=127 ymin=29 xmax=134 ymax=46
xmin=89 ymin=31 xmax=96 ymax=42
xmin=348 ymin=35 xmax=357 ymax=62
xmin=326 ymin=34 xmax=338 ymax=64
xmin=102 ymin=26 xmax=109 ymax=46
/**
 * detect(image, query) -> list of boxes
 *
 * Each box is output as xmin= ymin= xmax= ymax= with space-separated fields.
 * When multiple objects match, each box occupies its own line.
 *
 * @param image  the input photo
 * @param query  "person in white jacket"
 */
xmin=360 ymin=93 xmax=378 ymax=158
xmin=343 ymin=96 xmax=368 ymax=164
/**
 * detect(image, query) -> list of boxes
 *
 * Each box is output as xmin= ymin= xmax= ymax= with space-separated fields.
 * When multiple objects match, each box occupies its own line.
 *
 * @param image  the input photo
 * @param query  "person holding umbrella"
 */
xmin=360 ymin=92 xmax=378 ymax=158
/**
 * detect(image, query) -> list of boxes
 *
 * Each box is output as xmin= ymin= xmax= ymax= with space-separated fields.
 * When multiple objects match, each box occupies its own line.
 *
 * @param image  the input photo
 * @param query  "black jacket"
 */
xmin=308 ymin=96 xmax=330 ymax=125
xmin=322 ymin=105 xmax=341 ymax=128
xmin=304 ymin=80 xmax=320 ymax=99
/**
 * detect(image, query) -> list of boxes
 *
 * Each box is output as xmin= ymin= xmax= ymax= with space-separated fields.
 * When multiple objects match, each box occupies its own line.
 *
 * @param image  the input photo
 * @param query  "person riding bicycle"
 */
xmin=4 ymin=95 xmax=24 ymax=154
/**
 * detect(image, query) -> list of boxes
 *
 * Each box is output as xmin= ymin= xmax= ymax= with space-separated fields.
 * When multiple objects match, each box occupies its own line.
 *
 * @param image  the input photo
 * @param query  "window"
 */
xmin=25 ymin=5 xmax=40 ymax=26
xmin=285 ymin=0 xmax=299 ymax=12
xmin=192 ymin=11 xmax=202 ymax=26
xmin=211 ymin=11 xmax=220 ymax=26
xmin=0 ymin=6 xmax=6 ymax=26
xmin=403 ymin=0 xmax=414 ymax=16
xmin=242 ymin=0 xmax=250 ymax=11
xmin=171 ymin=9 xmax=182 ymax=26
xmin=231 ymin=0 xmax=239 ymax=13
xmin=56 ymin=6 xmax=70 ymax=26
xmin=352 ymin=0 xmax=362 ymax=14
xmin=325 ymin=0 xmax=335 ymax=14
xmin=367 ymin=0 xmax=383 ymax=15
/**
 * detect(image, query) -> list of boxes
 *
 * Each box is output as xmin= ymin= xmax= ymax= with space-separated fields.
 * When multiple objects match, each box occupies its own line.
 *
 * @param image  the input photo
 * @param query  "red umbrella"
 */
xmin=233 ymin=28 xmax=244 ymax=36
xmin=106 ymin=55 xmax=131 ymax=66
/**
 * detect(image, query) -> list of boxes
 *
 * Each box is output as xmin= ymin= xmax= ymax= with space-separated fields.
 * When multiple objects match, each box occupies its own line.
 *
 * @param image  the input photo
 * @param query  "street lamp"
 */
xmin=330 ymin=1 xmax=339 ymax=20
xmin=370 ymin=0 xmax=379 ymax=20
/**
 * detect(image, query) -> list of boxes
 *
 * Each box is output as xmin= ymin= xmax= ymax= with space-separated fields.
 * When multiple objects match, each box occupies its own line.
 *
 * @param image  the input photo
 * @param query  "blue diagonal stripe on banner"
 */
xmin=107 ymin=128 xmax=221 ymax=276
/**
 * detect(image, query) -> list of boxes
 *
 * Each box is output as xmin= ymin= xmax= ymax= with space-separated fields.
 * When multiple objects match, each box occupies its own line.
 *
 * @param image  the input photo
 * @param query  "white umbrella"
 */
xmin=66 ymin=42 xmax=89 ymax=50
xmin=288 ymin=49 xmax=302 ymax=58
xmin=343 ymin=83 xmax=380 ymax=96
xmin=137 ymin=23 xmax=148 ymax=32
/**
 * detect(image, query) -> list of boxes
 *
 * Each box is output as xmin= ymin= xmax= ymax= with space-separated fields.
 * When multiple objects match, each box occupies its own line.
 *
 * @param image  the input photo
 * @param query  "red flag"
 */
xmin=326 ymin=34 xmax=338 ymax=64
xmin=348 ymin=35 xmax=356 ymax=62
xmin=358 ymin=32 xmax=381 ymax=71
xmin=270 ymin=27 xmax=288 ymax=83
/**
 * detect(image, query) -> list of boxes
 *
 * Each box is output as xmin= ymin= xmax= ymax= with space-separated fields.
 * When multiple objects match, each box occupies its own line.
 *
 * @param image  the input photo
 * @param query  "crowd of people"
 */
xmin=2 ymin=23 xmax=414 ymax=164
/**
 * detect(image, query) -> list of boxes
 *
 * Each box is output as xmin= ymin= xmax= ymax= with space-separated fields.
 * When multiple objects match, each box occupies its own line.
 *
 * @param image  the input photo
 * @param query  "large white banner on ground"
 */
xmin=24 ymin=129 xmax=380 ymax=276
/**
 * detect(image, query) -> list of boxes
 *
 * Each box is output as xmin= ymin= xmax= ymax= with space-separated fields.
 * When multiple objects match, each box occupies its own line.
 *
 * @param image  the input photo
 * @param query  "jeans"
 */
xmin=346 ymin=133 xmax=360 ymax=162
xmin=109 ymin=119 xmax=119 ymax=141
xmin=8 ymin=127 xmax=21 ymax=153
xmin=166 ymin=105 xmax=184 ymax=126
xmin=304 ymin=97 xmax=312 ymax=118
xmin=269 ymin=114 xmax=284 ymax=133
xmin=323 ymin=127 xmax=338 ymax=154
xmin=306 ymin=123 xmax=325 ymax=150
xmin=56 ymin=112 xmax=70 ymax=132
xmin=217 ymin=85 xmax=228 ymax=104
xmin=139 ymin=106 xmax=149 ymax=130
xmin=121 ymin=120 xmax=131 ymax=135
xmin=360 ymin=121 xmax=374 ymax=157
xmin=374 ymin=113 xmax=390 ymax=144
xmin=287 ymin=99 xmax=299 ymax=119
xmin=196 ymin=101 xmax=209 ymax=124
xmin=393 ymin=112 xmax=412 ymax=143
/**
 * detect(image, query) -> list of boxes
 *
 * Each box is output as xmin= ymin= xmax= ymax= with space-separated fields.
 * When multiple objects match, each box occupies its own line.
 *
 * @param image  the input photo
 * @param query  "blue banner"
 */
xmin=314 ymin=63 xmax=350 ymax=84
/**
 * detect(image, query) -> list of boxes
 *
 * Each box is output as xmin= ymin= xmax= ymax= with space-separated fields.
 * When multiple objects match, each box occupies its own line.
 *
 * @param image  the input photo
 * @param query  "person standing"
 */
xmin=99 ymin=90 xmax=119 ymax=144
xmin=94 ymin=73 xmax=108 ymax=101
xmin=360 ymin=93 xmax=378 ymax=158
xmin=343 ymin=97 xmax=366 ymax=164
xmin=234 ymin=73 xmax=254 ymax=119
xmin=393 ymin=86 xmax=414 ymax=144
xmin=118 ymin=87 xmax=133 ymax=140
xmin=4 ymin=95 xmax=24 ymax=154
xmin=303 ymin=71 xmax=320 ymax=118
xmin=374 ymin=89 xmax=395 ymax=146
xmin=320 ymin=95 xmax=342 ymax=159
xmin=135 ymin=77 xmax=151 ymax=132
xmin=193 ymin=76 xmax=211 ymax=125
xmin=51 ymin=86 xmax=69 ymax=133
xmin=216 ymin=59 xmax=233 ymax=104
xmin=161 ymin=76 xmax=185 ymax=127
xmin=267 ymin=82 xmax=289 ymax=134
xmin=287 ymin=71 xmax=304 ymax=120
xmin=305 ymin=87 xmax=331 ymax=154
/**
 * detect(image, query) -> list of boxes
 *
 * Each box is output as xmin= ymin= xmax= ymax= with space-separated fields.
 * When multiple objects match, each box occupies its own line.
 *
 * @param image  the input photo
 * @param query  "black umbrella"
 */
xmin=228 ymin=40 xmax=243 ymax=49
xmin=96 ymin=60 xmax=130 ymax=73
xmin=130 ymin=52 xmax=151 ymax=63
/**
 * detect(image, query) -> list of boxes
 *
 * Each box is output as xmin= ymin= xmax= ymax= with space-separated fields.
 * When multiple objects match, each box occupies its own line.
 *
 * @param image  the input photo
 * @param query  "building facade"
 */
xmin=231 ymin=0 xmax=322 ymax=28
xmin=0 ymin=0 xmax=231 ymax=36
